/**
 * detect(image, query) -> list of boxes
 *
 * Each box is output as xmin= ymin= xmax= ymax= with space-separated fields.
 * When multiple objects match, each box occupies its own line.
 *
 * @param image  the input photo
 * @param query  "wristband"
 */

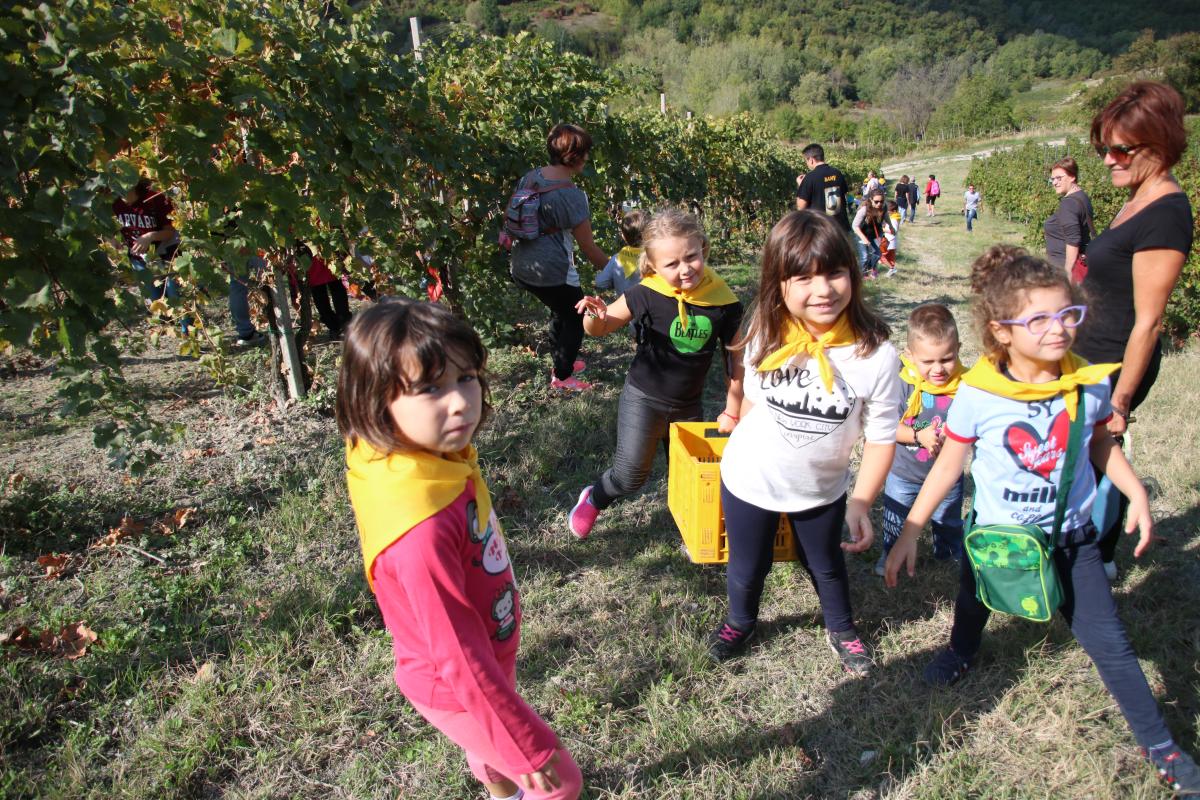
xmin=718 ymin=410 xmax=739 ymax=422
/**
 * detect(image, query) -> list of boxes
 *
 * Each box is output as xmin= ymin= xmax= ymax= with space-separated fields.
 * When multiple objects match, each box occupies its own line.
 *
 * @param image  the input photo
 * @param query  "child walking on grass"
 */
xmin=568 ymin=209 xmax=744 ymax=539
xmin=593 ymin=208 xmax=647 ymax=299
xmin=885 ymin=245 xmax=1200 ymax=795
xmin=337 ymin=301 xmax=582 ymax=800
xmin=875 ymin=303 xmax=965 ymax=576
xmin=707 ymin=211 xmax=900 ymax=675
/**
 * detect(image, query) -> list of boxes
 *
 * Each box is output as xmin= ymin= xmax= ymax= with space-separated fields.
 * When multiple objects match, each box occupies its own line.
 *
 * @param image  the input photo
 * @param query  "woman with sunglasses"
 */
xmin=1072 ymin=81 xmax=1193 ymax=583
xmin=851 ymin=188 xmax=894 ymax=279
xmin=1044 ymin=157 xmax=1095 ymax=272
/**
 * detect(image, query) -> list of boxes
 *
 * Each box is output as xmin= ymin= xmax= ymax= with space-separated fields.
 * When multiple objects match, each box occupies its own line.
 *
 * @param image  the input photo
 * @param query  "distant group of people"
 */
xmin=330 ymin=79 xmax=1197 ymax=800
xmin=112 ymin=181 xmax=357 ymax=347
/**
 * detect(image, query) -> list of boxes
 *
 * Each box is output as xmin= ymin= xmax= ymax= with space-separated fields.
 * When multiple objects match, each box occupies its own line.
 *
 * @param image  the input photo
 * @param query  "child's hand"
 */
xmin=574 ymin=295 xmax=608 ymax=319
xmin=1126 ymin=491 xmax=1154 ymax=558
xmin=915 ymin=426 xmax=941 ymax=456
xmin=519 ymin=752 xmax=562 ymax=793
xmin=842 ymin=498 xmax=874 ymax=553
xmin=884 ymin=531 xmax=919 ymax=588
xmin=716 ymin=410 xmax=739 ymax=434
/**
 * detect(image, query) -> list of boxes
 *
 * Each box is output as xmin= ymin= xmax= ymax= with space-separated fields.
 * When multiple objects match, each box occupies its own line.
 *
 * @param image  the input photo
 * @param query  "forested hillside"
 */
xmin=380 ymin=0 xmax=1200 ymax=144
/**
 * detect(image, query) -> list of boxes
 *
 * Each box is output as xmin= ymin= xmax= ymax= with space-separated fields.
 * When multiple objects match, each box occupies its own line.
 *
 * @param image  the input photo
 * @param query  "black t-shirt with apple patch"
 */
xmin=623 ymin=284 xmax=743 ymax=404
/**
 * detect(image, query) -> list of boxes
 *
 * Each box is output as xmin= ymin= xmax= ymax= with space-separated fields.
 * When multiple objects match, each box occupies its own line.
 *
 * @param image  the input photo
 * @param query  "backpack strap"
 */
xmin=524 ymin=179 xmax=574 ymax=238
xmin=1049 ymin=387 xmax=1088 ymax=548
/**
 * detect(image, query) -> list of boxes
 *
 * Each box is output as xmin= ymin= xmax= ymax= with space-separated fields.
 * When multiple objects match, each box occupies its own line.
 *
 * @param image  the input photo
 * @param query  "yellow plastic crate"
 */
xmin=668 ymin=421 xmax=798 ymax=564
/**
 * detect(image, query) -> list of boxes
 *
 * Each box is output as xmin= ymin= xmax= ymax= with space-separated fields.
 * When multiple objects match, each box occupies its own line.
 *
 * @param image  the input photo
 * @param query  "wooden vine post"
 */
xmin=267 ymin=257 xmax=307 ymax=401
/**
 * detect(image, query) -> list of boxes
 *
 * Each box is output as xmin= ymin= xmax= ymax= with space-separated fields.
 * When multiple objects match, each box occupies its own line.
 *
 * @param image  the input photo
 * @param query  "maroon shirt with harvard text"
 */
xmin=112 ymin=192 xmax=175 ymax=253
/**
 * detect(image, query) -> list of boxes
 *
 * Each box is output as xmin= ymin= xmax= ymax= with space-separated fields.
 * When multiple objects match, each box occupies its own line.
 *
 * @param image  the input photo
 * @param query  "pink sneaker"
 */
xmin=569 ymin=485 xmax=600 ymax=538
xmin=550 ymin=375 xmax=593 ymax=392
xmin=572 ymin=359 xmax=586 ymax=374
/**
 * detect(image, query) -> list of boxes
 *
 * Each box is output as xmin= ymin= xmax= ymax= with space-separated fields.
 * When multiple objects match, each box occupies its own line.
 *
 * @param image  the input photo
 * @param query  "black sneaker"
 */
xmin=923 ymin=646 xmax=972 ymax=687
xmin=1145 ymin=746 xmax=1200 ymax=795
xmin=706 ymin=621 xmax=755 ymax=662
xmin=827 ymin=629 xmax=873 ymax=676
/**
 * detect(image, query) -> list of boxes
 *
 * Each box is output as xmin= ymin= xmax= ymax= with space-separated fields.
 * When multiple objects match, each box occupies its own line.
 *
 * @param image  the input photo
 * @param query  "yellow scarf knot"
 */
xmin=639 ymin=267 xmax=739 ymax=331
xmin=756 ymin=314 xmax=857 ymax=392
xmin=345 ymin=440 xmax=492 ymax=591
xmin=899 ymin=354 xmax=963 ymax=420
xmin=615 ymin=246 xmax=643 ymax=279
xmin=961 ymin=353 xmax=1120 ymax=420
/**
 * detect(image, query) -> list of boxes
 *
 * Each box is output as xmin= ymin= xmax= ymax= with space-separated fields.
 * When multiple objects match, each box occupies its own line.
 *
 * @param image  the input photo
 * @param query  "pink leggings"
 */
xmin=408 ymin=698 xmax=582 ymax=800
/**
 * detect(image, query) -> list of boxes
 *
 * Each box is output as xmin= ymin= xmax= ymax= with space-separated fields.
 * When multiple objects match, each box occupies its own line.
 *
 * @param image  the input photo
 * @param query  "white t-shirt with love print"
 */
xmin=721 ymin=340 xmax=901 ymax=512
xmin=944 ymin=382 xmax=1112 ymax=532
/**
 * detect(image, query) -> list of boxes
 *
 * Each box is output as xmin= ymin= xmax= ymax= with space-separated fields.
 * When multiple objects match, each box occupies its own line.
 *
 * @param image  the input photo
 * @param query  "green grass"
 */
xmin=2 ymin=143 xmax=1198 ymax=798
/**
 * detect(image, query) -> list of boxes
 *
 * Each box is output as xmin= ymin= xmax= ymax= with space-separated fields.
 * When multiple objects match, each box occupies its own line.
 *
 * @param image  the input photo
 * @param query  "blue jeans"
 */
xmin=880 ymin=471 xmax=965 ymax=561
xmin=965 ymin=208 xmax=978 ymax=231
xmin=860 ymin=239 xmax=881 ymax=274
xmin=228 ymin=256 xmax=265 ymax=339
xmin=130 ymin=255 xmax=179 ymax=302
xmin=949 ymin=524 xmax=1172 ymax=749
xmin=905 ymin=203 xmax=917 ymax=222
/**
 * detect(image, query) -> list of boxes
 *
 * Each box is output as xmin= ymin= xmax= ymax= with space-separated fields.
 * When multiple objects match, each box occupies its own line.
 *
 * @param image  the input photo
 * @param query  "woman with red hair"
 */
xmin=1073 ymin=80 xmax=1194 ymax=602
xmin=509 ymin=123 xmax=610 ymax=392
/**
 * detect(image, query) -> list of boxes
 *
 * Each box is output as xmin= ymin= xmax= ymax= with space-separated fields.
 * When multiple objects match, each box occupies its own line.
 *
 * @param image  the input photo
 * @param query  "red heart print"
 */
xmin=1004 ymin=412 xmax=1068 ymax=482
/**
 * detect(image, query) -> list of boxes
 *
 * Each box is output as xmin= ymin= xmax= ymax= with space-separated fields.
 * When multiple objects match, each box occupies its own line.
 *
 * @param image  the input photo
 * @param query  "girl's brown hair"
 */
xmin=736 ymin=211 xmax=890 ymax=366
xmin=1051 ymin=156 xmax=1079 ymax=180
xmin=546 ymin=123 xmax=593 ymax=168
xmin=637 ymin=208 xmax=709 ymax=277
xmin=970 ymin=244 xmax=1082 ymax=363
xmin=335 ymin=300 xmax=491 ymax=455
xmin=1090 ymin=81 xmax=1187 ymax=170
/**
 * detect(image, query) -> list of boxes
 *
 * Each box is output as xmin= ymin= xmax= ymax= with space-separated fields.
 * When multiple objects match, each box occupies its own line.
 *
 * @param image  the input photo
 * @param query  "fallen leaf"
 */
xmin=6 ymin=472 xmax=25 ymax=491
xmin=181 ymin=447 xmax=218 ymax=460
xmin=253 ymin=436 xmax=277 ymax=446
xmin=36 ymin=553 xmax=70 ymax=580
xmin=57 ymin=623 xmax=97 ymax=660
xmin=93 ymin=515 xmax=145 ymax=549
xmin=193 ymin=661 xmax=216 ymax=683
xmin=1 ymin=623 xmax=95 ymax=659
xmin=154 ymin=506 xmax=196 ymax=536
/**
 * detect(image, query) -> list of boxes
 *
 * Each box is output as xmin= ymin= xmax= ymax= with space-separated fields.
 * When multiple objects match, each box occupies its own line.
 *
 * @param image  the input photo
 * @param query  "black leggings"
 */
xmin=516 ymin=280 xmax=585 ymax=381
xmin=722 ymin=485 xmax=852 ymax=633
xmin=949 ymin=524 xmax=1171 ymax=748
xmin=1097 ymin=350 xmax=1160 ymax=562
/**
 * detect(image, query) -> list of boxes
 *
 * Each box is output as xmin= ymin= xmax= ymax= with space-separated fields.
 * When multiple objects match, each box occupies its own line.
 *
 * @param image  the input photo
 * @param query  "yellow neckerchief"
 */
xmin=640 ymin=267 xmax=739 ymax=331
xmin=616 ymin=246 xmax=642 ymax=279
xmin=900 ymin=354 xmax=964 ymax=420
xmin=345 ymin=439 xmax=491 ymax=592
xmin=961 ymin=353 xmax=1120 ymax=421
xmin=756 ymin=314 xmax=857 ymax=392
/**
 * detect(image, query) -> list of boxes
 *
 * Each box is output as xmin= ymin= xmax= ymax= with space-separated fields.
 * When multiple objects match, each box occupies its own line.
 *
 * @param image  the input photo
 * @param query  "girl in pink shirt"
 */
xmin=336 ymin=301 xmax=581 ymax=800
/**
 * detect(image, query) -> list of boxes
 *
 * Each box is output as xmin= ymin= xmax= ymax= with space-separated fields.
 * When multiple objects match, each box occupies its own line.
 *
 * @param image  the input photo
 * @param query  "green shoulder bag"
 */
xmin=963 ymin=389 xmax=1086 ymax=622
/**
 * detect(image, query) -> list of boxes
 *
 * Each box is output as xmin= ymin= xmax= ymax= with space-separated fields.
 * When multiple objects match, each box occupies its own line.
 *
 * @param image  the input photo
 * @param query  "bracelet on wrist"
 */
xmin=718 ymin=410 xmax=739 ymax=422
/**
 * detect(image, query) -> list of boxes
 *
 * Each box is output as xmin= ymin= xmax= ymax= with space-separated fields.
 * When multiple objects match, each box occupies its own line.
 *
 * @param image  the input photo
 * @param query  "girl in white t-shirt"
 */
xmin=707 ymin=211 xmax=900 ymax=676
xmin=884 ymin=245 xmax=1199 ymax=794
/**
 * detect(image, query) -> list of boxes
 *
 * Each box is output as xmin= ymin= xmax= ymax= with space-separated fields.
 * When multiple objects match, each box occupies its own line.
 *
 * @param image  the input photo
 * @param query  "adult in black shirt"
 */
xmin=904 ymin=180 xmax=919 ymax=223
xmin=795 ymin=143 xmax=850 ymax=232
xmin=894 ymin=175 xmax=912 ymax=224
xmin=1073 ymin=81 xmax=1194 ymax=575
xmin=1044 ymin=156 xmax=1095 ymax=270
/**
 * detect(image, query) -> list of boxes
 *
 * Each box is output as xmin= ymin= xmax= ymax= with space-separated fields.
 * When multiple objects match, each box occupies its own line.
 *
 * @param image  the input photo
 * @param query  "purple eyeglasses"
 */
xmin=998 ymin=305 xmax=1087 ymax=335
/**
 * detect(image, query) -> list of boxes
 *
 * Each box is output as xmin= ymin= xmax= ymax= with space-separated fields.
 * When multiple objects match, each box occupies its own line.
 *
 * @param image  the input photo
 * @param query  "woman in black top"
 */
xmin=1073 ymin=81 xmax=1194 ymax=577
xmin=1044 ymin=156 xmax=1094 ymax=271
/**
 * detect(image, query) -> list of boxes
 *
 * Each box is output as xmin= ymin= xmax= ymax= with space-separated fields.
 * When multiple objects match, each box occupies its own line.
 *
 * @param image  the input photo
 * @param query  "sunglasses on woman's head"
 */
xmin=1095 ymin=143 xmax=1144 ymax=160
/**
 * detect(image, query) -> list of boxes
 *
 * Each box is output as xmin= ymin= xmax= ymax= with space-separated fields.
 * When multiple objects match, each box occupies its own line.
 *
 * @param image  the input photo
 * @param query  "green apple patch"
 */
xmin=670 ymin=314 xmax=713 ymax=353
